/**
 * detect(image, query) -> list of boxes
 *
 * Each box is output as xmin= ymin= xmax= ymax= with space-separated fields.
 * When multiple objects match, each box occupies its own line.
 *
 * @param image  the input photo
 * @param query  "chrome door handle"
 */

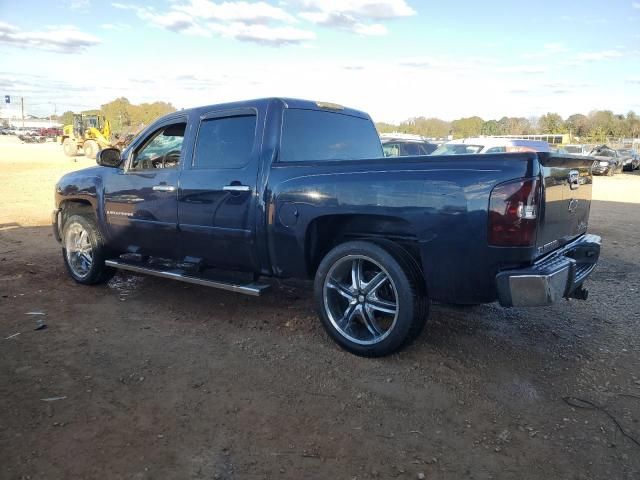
xmin=152 ymin=185 xmax=176 ymax=192
xmin=223 ymin=185 xmax=251 ymax=192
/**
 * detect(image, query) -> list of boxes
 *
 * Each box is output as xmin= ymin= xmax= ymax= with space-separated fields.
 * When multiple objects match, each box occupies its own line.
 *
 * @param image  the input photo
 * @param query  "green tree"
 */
xmin=101 ymin=97 xmax=132 ymax=132
xmin=398 ymin=117 xmax=451 ymax=138
xmin=375 ymin=122 xmax=399 ymax=133
xmin=538 ymin=113 xmax=565 ymax=134
xmin=129 ymin=101 xmax=176 ymax=127
xmin=626 ymin=111 xmax=640 ymax=138
xmin=481 ymin=120 xmax=501 ymax=135
xmin=565 ymin=114 xmax=589 ymax=137
xmin=60 ymin=110 xmax=74 ymax=126
xmin=451 ymin=116 xmax=484 ymax=138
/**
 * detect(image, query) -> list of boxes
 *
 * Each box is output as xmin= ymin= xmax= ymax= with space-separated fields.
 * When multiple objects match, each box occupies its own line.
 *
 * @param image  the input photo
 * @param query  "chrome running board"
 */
xmin=104 ymin=260 xmax=271 ymax=296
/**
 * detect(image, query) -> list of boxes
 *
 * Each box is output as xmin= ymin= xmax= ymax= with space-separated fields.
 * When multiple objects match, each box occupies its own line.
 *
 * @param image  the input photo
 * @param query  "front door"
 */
xmin=177 ymin=109 xmax=260 ymax=271
xmin=103 ymin=119 xmax=187 ymax=258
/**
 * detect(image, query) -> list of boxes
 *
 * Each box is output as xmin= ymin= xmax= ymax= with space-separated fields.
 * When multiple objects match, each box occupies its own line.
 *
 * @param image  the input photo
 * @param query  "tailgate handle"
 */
xmin=153 ymin=184 xmax=176 ymax=192
xmin=223 ymin=184 xmax=251 ymax=192
xmin=568 ymin=170 xmax=580 ymax=190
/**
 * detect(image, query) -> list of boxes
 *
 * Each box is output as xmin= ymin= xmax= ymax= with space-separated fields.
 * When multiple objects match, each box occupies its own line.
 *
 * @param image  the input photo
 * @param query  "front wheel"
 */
xmin=62 ymin=214 xmax=114 ymax=284
xmin=314 ymin=241 xmax=428 ymax=357
xmin=63 ymin=138 xmax=78 ymax=157
xmin=83 ymin=140 xmax=98 ymax=159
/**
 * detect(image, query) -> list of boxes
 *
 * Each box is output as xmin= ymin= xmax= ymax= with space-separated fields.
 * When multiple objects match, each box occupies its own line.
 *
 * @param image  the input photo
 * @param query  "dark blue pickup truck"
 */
xmin=53 ymin=98 xmax=601 ymax=357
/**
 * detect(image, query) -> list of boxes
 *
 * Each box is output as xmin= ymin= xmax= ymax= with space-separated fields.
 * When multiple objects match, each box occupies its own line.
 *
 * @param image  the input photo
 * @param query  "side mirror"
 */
xmin=96 ymin=147 xmax=122 ymax=168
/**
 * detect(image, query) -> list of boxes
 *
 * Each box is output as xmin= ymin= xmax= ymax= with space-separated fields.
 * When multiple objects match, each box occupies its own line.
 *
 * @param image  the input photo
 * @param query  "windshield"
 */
xmin=431 ymin=143 xmax=484 ymax=155
xmin=564 ymin=146 xmax=583 ymax=154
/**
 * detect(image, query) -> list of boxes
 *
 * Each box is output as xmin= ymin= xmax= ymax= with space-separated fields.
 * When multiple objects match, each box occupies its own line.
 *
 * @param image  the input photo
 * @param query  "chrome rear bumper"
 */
xmin=496 ymin=234 xmax=601 ymax=307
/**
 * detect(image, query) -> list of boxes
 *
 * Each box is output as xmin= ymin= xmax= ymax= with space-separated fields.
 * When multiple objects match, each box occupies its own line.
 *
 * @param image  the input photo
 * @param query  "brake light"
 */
xmin=488 ymin=178 xmax=540 ymax=247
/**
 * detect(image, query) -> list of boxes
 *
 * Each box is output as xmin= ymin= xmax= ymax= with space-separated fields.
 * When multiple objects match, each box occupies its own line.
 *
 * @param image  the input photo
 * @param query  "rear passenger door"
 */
xmin=177 ymin=109 xmax=261 ymax=272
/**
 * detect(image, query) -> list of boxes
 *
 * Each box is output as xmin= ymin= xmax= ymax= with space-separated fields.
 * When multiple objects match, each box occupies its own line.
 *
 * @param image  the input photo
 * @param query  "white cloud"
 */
xmin=100 ymin=23 xmax=131 ymax=31
xmin=496 ymin=65 xmax=547 ymax=74
xmin=296 ymin=0 xmax=415 ymax=35
xmin=177 ymin=0 xmax=296 ymax=24
xmin=295 ymin=0 xmax=415 ymax=19
xmin=68 ymin=0 xmax=90 ymax=9
xmin=575 ymin=50 xmax=623 ymax=62
xmin=112 ymin=1 xmax=315 ymax=44
xmin=0 ymin=22 xmax=101 ymax=53
xmin=210 ymin=22 xmax=315 ymax=45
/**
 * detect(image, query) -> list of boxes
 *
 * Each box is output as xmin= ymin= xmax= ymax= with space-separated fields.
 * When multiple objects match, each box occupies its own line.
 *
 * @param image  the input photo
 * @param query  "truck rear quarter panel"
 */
xmin=267 ymin=153 xmax=540 ymax=304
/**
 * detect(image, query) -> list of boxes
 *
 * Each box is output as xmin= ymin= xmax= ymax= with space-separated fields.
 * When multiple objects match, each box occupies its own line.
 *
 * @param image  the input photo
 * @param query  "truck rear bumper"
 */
xmin=496 ymin=234 xmax=601 ymax=307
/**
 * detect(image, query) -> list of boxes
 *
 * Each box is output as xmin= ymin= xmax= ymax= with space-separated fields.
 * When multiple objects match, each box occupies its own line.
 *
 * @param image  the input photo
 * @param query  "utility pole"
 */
xmin=21 ymin=97 xmax=24 ymax=128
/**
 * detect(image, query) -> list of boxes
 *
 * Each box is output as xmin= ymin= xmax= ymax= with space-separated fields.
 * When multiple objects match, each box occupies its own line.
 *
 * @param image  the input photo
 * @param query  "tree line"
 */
xmin=55 ymin=97 xmax=177 ymax=133
xmin=376 ymin=110 xmax=640 ymax=142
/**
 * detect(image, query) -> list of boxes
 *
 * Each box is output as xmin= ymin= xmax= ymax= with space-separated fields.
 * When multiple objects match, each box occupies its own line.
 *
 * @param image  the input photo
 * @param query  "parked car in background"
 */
xmin=431 ymin=137 xmax=550 ymax=155
xmin=617 ymin=149 xmax=640 ymax=171
xmin=588 ymin=145 xmax=624 ymax=176
xmin=380 ymin=134 xmax=437 ymax=157
xmin=564 ymin=144 xmax=590 ymax=155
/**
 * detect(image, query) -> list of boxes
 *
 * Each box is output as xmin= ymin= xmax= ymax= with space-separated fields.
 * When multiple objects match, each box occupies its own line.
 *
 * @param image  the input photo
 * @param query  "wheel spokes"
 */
xmin=367 ymin=296 xmax=397 ymax=315
xmin=327 ymin=279 xmax=354 ymax=301
xmin=337 ymin=302 xmax=358 ymax=331
xmin=324 ymin=254 xmax=399 ymax=346
xmin=363 ymin=271 xmax=387 ymax=295
xmin=351 ymin=258 xmax=363 ymax=291
xmin=361 ymin=305 xmax=384 ymax=337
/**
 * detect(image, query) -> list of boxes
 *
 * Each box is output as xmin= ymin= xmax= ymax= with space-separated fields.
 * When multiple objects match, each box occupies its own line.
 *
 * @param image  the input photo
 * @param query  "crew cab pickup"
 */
xmin=53 ymin=98 xmax=601 ymax=357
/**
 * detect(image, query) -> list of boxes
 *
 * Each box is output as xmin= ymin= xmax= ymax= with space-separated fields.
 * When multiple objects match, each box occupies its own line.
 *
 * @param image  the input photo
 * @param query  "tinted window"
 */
xmin=485 ymin=147 xmax=507 ymax=153
xmin=421 ymin=143 xmax=437 ymax=155
xmin=383 ymin=143 xmax=400 ymax=157
xmin=402 ymin=143 xmax=421 ymax=156
xmin=193 ymin=115 xmax=256 ymax=169
xmin=280 ymin=109 xmax=382 ymax=162
xmin=431 ymin=144 xmax=484 ymax=155
xmin=131 ymin=122 xmax=185 ymax=170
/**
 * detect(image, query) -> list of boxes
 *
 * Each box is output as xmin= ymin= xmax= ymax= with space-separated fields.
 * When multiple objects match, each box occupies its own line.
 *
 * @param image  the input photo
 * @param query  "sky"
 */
xmin=0 ymin=0 xmax=639 ymax=123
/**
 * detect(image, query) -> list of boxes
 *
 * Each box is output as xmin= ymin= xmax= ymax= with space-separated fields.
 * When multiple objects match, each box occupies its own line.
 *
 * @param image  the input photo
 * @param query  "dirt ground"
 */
xmin=1 ymin=135 xmax=639 ymax=480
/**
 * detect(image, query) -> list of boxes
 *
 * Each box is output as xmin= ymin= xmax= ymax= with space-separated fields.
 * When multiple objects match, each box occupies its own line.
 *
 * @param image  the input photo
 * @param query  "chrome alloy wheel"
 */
xmin=323 ymin=255 xmax=399 ymax=345
xmin=64 ymin=221 xmax=93 ymax=278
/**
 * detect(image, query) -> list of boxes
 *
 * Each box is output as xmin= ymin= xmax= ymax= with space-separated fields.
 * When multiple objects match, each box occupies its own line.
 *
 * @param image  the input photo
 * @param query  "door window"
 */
xmin=130 ymin=122 xmax=186 ymax=170
xmin=193 ymin=115 xmax=256 ymax=169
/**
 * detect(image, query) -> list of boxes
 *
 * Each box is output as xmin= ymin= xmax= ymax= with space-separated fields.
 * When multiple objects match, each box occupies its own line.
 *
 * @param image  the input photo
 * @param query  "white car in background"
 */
xmin=431 ymin=137 xmax=551 ymax=155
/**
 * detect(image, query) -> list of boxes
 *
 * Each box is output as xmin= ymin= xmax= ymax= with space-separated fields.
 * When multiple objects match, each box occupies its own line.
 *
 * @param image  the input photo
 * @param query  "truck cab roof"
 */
xmin=181 ymin=97 xmax=372 ymax=121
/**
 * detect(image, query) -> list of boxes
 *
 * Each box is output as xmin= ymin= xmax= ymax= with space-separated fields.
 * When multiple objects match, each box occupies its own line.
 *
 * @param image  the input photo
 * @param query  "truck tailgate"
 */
xmin=536 ymin=153 xmax=594 ymax=257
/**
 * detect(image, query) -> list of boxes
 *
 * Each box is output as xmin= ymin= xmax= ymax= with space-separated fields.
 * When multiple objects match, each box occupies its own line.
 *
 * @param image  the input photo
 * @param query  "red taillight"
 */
xmin=488 ymin=178 xmax=540 ymax=247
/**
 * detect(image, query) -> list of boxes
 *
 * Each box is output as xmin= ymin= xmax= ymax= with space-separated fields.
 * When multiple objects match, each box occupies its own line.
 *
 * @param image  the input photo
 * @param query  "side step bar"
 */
xmin=104 ymin=260 xmax=271 ymax=296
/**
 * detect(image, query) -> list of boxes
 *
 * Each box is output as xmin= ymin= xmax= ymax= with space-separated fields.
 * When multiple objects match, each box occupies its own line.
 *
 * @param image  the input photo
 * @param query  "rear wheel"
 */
xmin=83 ymin=140 xmax=98 ymax=159
xmin=314 ymin=241 xmax=428 ymax=357
xmin=63 ymin=138 xmax=78 ymax=157
xmin=62 ymin=214 xmax=114 ymax=284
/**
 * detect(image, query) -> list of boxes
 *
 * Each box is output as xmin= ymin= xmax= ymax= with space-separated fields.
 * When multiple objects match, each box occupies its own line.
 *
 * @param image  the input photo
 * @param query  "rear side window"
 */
xmin=485 ymin=147 xmax=506 ymax=153
xmin=193 ymin=115 xmax=256 ymax=169
xmin=280 ymin=109 xmax=382 ymax=162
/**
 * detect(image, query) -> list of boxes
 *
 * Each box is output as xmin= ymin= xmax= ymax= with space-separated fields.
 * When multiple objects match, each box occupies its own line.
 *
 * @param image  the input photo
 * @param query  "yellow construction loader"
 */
xmin=61 ymin=114 xmax=113 ymax=159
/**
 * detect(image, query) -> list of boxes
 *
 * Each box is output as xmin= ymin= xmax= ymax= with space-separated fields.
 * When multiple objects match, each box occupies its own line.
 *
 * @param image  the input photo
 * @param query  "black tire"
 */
xmin=314 ymin=240 xmax=428 ymax=357
xmin=63 ymin=138 xmax=78 ymax=157
xmin=61 ymin=214 xmax=115 ymax=285
xmin=83 ymin=140 xmax=98 ymax=159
